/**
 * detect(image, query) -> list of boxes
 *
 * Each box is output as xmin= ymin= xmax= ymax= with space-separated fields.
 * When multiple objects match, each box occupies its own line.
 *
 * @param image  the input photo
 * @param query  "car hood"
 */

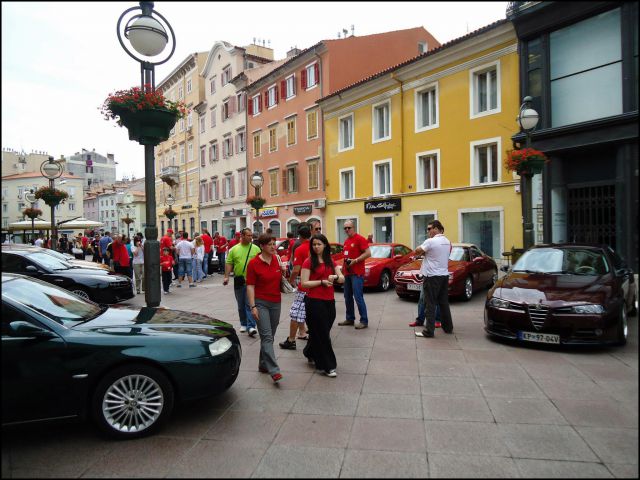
xmin=69 ymin=260 xmax=109 ymax=270
xmin=396 ymin=259 xmax=464 ymax=273
xmin=496 ymin=272 xmax=612 ymax=305
xmin=50 ymin=267 xmax=123 ymax=277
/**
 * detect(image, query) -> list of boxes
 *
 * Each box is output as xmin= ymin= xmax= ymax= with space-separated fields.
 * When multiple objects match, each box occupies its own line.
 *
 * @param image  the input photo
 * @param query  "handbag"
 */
xmin=72 ymin=247 xmax=83 ymax=255
xmin=233 ymin=245 xmax=253 ymax=290
xmin=276 ymin=254 xmax=295 ymax=294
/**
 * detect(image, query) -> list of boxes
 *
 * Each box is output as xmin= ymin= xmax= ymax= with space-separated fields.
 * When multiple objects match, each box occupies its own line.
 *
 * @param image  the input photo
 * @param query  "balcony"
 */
xmin=160 ymin=165 xmax=179 ymax=187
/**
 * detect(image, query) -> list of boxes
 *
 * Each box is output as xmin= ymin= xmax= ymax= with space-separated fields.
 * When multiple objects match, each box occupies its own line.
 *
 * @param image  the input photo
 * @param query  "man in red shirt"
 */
xmin=201 ymin=229 xmax=214 ymax=278
xmin=111 ymin=234 xmax=132 ymax=279
xmin=338 ymin=220 xmax=371 ymax=329
xmin=213 ymin=231 xmax=228 ymax=274
xmin=228 ymin=231 xmax=241 ymax=250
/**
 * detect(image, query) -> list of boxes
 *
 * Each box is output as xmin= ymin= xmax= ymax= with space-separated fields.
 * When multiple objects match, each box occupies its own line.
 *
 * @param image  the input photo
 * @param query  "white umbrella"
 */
xmin=57 ymin=217 xmax=104 ymax=229
xmin=8 ymin=219 xmax=54 ymax=231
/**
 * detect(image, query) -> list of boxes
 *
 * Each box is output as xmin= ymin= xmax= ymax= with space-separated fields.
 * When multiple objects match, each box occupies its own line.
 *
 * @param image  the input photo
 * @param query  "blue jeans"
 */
xmin=178 ymin=257 xmax=192 ymax=278
xmin=234 ymin=285 xmax=256 ymax=329
xmin=217 ymin=251 xmax=226 ymax=272
xmin=343 ymin=274 xmax=368 ymax=324
xmin=192 ymin=258 xmax=203 ymax=282
xmin=202 ymin=252 xmax=209 ymax=278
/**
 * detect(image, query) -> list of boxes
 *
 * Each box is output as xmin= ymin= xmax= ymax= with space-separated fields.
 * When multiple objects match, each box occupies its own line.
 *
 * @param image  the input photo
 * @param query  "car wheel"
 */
xmin=70 ymin=288 xmax=91 ymax=301
xmin=91 ymin=363 xmax=174 ymax=439
xmin=462 ymin=276 xmax=473 ymax=301
xmin=488 ymin=269 xmax=498 ymax=288
xmin=379 ymin=270 xmax=391 ymax=291
xmin=615 ymin=306 xmax=628 ymax=346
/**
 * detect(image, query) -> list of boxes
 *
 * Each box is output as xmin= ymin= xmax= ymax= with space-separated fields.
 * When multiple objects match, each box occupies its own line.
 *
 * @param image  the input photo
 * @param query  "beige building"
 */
xmin=1 ymin=150 xmax=53 ymax=177
xmin=155 ymin=52 xmax=208 ymax=237
xmin=195 ymin=41 xmax=279 ymax=238
xmin=117 ymin=190 xmax=147 ymax=238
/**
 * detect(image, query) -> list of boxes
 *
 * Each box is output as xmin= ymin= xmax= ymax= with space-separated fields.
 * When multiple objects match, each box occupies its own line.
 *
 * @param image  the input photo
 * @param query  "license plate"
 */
xmin=407 ymin=283 xmax=422 ymax=291
xmin=518 ymin=331 xmax=560 ymax=344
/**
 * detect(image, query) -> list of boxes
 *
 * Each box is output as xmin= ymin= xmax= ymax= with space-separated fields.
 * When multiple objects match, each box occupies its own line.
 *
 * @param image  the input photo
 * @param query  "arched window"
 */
xmin=253 ymin=220 xmax=263 ymax=234
xmin=287 ymin=218 xmax=300 ymax=235
xmin=269 ymin=220 xmax=281 ymax=238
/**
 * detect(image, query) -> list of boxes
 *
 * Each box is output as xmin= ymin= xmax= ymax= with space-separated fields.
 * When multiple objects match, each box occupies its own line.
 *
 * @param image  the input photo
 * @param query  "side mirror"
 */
xmin=9 ymin=321 xmax=55 ymax=339
xmin=472 ymin=257 xmax=483 ymax=263
xmin=25 ymin=265 xmax=41 ymax=274
xmin=500 ymin=265 xmax=509 ymax=273
xmin=394 ymin=254 xmax=403 ymax=260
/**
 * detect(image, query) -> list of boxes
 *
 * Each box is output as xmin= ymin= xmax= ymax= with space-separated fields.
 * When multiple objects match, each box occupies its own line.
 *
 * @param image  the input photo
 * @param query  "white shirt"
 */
xmin=176 ymin=239 xmax=194 ymax=259
xmin=196 ymin=245 xmax=204 ymax=261
xmin=419 ymin=234 xmax=451 ymax=277
xmin=34 ymin=238 xmax=44 ymax=247
xmin=132 ymin=244 xmax=144 ymax=264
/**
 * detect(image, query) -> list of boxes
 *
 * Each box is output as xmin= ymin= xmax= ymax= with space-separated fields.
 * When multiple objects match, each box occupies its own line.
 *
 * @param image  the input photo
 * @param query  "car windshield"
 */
xmin=513 ymin=248 xmax=609 ymax=275
xmin=27 ymin=252 xmax=72 ymax=271
xmin=41 ymin=248 xmax=71 ymax=261
xmin=2 ymin=277 xmax=103 ymax=326
xmin=449 ymin=247 xmax=469 ymax=262
xmin=370 ymin=246 xmax=392 ymax=259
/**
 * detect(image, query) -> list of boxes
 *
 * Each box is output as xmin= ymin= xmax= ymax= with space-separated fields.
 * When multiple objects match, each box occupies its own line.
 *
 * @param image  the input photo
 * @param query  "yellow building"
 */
xmin=154 ymin=52 xmax=208 ymax=237
xmin=317 ymin=20 xmax=521 ymax=260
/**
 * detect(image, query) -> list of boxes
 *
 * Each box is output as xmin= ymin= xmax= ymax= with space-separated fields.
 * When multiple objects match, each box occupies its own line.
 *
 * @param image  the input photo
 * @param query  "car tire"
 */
xmin=488 ymin=269 xmax=498 ymax=288
xmin=70 ymin=287 xmax=92 ymax=301
xmin=462 ymin=276 xmax=473 ymax=301
xmin=379 ymin=270 xmax=392 ymax=291
xmin=615 ymin=306 xmax=628 ymax=346
xmin=91 ymin=363 xmax=174 ymax=439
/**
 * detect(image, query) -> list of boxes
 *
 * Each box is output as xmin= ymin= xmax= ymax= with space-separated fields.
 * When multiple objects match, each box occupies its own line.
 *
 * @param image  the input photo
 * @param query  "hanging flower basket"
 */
xmin=246 ymin=195 xmax=266 ymax=210
xmin=122 ymin=217 xmax=134 ymax=225
xmin=100 ymin=84 xmax=187 ymax=146
xmin=505 ymin=148 xmax=549 ymax=176
xmin=23 ymin=207 xmax=43 ymax=219
xmin=34 ymin=186 xmax=68 ymax=207
xmin=163 ymin=207 xmax=177 ymax=220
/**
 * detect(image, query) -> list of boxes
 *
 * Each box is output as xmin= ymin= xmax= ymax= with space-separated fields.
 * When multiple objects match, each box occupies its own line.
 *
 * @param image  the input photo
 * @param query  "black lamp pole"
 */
xmin=250 ymin=171 xmax=264 ymax=234
xmin=517 ymin=96 xmax=540 ymax=251
xmin=40 ymin=157 xmax=63 ymax=250
xmin=24 ymin=190 xmax=37 ymax=243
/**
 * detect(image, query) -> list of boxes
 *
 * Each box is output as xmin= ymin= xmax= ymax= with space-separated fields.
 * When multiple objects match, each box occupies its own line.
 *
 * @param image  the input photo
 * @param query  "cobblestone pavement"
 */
xmin=2 ymin=273 xmax=638 ymax=478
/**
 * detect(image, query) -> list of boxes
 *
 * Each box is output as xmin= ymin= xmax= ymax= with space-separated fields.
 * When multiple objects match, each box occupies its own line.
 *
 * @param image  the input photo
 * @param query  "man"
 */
xmin=34 ymin=235 xmax=44 ymax=248
xmin=279 ymin=224 xmax=312 ymax=350
xmin=309 ymin=219 xmax=322 ymax=235
xmin=111 ymin=234 xmax=132 ymax=278
xmin=175 ymin=231 xmax=196 ymax=288
xmin=228 ymin=231 xmax=241 ymax=249
xmin=99 ymin=232 xmax=111 ymax=265
xmin=201 ymin=228 xmax=214 ymax=278
xmin=223 ymin=228 xmax=260 ymax=336
xmin=412 ymin=220 xmax=454 ymax=338
xmin=213 ymin=231 xmax=228 ymax=274
xmin=81 ymin=232 xmax=89 ymax=257
xmin=338 ymin=220 xmax=371 ymax=329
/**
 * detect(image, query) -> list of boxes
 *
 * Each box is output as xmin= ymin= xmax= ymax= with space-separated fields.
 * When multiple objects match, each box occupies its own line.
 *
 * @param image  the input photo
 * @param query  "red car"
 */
xmin=394 ymin=243 xmax=498 ymax=301
xmin=335 ymin=243 xmax=414 ymax=291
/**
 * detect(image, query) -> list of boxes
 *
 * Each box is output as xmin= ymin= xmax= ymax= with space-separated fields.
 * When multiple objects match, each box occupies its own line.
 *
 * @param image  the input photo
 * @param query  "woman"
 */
xmin=192 ymin=235 xmax=205 ymax=283
xmin=246 ymin=233 xmax=286 ymax=383
xmin=300 ymin=233 xmax=344 ymax=377
xmin=132 ymin=236 xmax=145 ymax=294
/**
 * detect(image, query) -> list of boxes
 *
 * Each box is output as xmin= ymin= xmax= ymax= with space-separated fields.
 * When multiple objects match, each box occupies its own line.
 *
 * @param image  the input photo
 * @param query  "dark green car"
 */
xmin=1 ymin=273 xmax=241 ymax=439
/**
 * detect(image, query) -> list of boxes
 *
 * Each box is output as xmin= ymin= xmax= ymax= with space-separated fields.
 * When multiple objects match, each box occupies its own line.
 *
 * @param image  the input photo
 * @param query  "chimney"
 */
xmin=286 ymin=47 xmax=301 ymax=58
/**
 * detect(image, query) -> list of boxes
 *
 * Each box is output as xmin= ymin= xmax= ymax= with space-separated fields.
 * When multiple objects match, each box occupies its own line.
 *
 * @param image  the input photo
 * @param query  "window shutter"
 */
xmin=229 ymin=138 xmax=234 ymax=156
xmin=248 ymin=97 xmax=253 ymax=115
xmin=230 ymin=96 xmax=236 ymax=115
xmin=282 ymin=168 xmax=287 ymax=193
xmin=281 ymin=80 xmax=287 ymax=98
xmin=275 ymin=85 xmax=279 ymax=104
xmin=292 ymin=74 xmax=296 ymax=95
xmin=221 ymin=106 xmax=225 ymax=122
xmin=314 ymin=64 xmax=319 ymax=84
xmin=264 ymin=91 xmax=268 ymax=108
xmin=301 ymin=69 xmax=307 ymax=90
xmin=230 ymin=174 xmax=235 ymax=197
xmin=293 ymin=166 xmax=298 ymax=192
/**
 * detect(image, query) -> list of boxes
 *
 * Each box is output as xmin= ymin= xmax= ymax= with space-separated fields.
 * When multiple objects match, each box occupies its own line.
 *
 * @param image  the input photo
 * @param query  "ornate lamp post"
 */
xmin=24 ymin=190 xmax=37 ymax=243
xmin=517 ymin=96 xmax=540 ymax=251
xmin=117 ymin=1 xmax=176 ymax=307
xmin=40 ymin=157 xmax=64 ymax=249
xmin=249 ymin=171 xmax=264 ymax=233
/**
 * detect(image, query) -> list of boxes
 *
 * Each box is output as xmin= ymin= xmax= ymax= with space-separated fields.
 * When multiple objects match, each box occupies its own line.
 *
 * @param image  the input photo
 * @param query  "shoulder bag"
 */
xmin=233 ymin=245 xmax=253 ymax=289
xmin=276 ymin=253 xmax=295 ymax=294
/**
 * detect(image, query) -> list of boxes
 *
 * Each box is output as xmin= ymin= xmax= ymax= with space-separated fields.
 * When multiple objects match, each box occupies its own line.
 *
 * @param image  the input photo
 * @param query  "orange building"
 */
xmin=236 ymin=27 xmax=440 ymax=237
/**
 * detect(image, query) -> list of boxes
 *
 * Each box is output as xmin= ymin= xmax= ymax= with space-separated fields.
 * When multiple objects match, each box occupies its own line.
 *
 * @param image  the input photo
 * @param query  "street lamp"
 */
xmin=250 ymin=171 xmax=264 ymax=233
xmin=24 ymin=190 xmax=37 ymax=243
xmin=517 ymin=96 xmax=540 ymax=250
xmin=117 ymin=1 xmax=176 ymax=308
xmin=165 ymin=193 xmax=175 ymax=232
xmin=40 ymin=157 xmax=63 ymax=249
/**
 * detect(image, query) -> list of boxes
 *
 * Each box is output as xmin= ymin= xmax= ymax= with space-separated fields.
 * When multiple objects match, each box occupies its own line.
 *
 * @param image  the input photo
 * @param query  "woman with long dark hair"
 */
xmin=300 ymin=233 xmax=344 ymax=377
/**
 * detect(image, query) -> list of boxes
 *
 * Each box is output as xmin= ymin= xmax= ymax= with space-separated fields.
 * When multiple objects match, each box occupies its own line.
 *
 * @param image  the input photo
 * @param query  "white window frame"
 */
xmin=267 ymin=84 xmax=277 ymax=109
xmin=286 ymin=165 xmax=298 ymax=193
xmin=222 ymin=65 xmax=232 ymax=85
xmin=372 ymin=159 xmax=393 ymax=196
xmin=188 ymin=142 xmax=193 ymax=162
xmin=251 ymin=94 xmax=261 ymax=117
xmin=199 ymin=115 xmax=206 ymax=133
xmin=186 ymin=76 xmax=192 ymax=94
xmin=416 ymin=149 xmax=440 ymax=192
xmin=187 ymin=112 xmax=193 ymax=128
xmin=338 ymin=112 xmax=354 ymax=152
xmin=180 ymin=144 xmax=185 ymax=164
xmin=410 ymin=210 xmax=438 ymax=249
xmin=178 ymin=85 xmax=184 ymax=99
xmin=470 ymin=137 xmax=502 ymax=186
xmin=238 ymin=169 xmax=247 ymax=196
xmin=372 ymin=213 xmax=394 ymax=243
xmin=458 ymin=206 xmax=505 ymax=259
xmin=336 ymin=215 xmax=359 ymax=244
xmin=305 ymin=61 xmax=318 ymax=90
xmin=339 ymin=167 xmax=355 ymax=200
xmin=285 ymin=74 xmax=296 ymax=100
xmin=469 ymin=60 xmax=501 ymax=119
xmin=210 ymin=76 xmax=216 ymax=94
xmin=224 ymin=137 xmax=233 ymax=158
xmin=237 ymin=131 xmax=246 ymax=153
xmin=415 ymin=82 xmax=439 ymax=132
xmin=371 ymin=99 xmax=391 ymax=143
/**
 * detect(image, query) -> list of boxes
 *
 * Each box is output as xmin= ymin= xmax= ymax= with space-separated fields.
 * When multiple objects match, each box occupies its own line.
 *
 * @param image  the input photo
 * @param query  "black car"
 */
xmin=1 ymin=244 xmax=110 ymax=271
xmin=2 ymin=273 xmax=241 ymax=438
xmin=2 ymin=249 xmax=134 ymax=304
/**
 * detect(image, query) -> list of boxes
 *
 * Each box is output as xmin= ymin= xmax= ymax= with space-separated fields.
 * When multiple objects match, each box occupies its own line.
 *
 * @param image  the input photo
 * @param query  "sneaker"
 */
xmin=163 ymin=290 xmax=170 ymax=294
xmin=355 ymin=323 xmax=368 ymax=329
xmin=409 ymin=321 xmax=423 ymax=327
xmin=415 ymin=330 xmax=434 ymax=338
xmin=189 ymin=283 xmax=196 ymax=288
xmin=325 ymin=370 xmax=337 ymax=378
xmin=338 ymin=320 xmax=355 ymax=326
xmin=271 ymin=373 xmax=283 ymax=383
xmin=279 ymin=338 xmax=296 ymax=350
xmin=435 ymin=321 xmax=442 ymax=328
xmin=136 ymin=290 xmax=141 ymax=294
xmin=248 ymin=327 xmax=258 ymax=337
xmin=239 ymin=326 xmax=247 ymax=333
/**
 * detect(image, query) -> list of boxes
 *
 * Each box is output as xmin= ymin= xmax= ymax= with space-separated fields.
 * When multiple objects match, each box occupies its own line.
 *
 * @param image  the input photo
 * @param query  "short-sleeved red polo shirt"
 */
xmin=201 ymin=233 xmax=213 ymax=254
xmin=246 ymin=254 xmax=281 ymax=303
xmin=302 ymin=258 xmax=335 ymax=301
xmin=293 ymin=239 xmax=310 ymax=292
xmin=342 ymin=233 xmax=369 ymax=276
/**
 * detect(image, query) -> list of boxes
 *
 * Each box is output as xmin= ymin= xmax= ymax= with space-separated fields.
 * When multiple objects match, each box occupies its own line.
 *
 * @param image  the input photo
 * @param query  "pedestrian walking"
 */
xmin=227 ymin=231 xmax=241 ymax=250
xmin=175 ymin=231 xmax=196 ymax=288
xmin=338 ymin=220 xmax=371 ymax=329
xmin=300 ymin=233 xmax=344 ymax=377
xmin=246 ymin=233 xmax=286 ymax=383
xmin=223 ymin=228 xmax=260 ymax=335
xmin=192 ymin=235 xmax=205 ymax=283
xmin=160 ymin=247 xmax=174 ymax=294
xmin=99 ymin=232 xmax=111 ymax=265
xmin=132 ymin=236 xmax=145 ymax=294
xmin=213 ymin=231 xmax=228 ymax=274
xmin=201 ymin=229 xmax=214 ymax=278
xmin=34 ymin=235 xmax=44 ymax=248
xmin=111 ymin=234 xmax=132 ymax=278
xmin=412 ymin=220 xmax=454 ymax=338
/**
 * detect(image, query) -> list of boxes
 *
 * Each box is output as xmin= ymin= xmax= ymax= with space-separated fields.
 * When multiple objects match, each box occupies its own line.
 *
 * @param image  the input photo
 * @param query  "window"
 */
xmin=417 ymin=150 xmax=439 ymax=191
xmin=253 ymin=132 xmax=261 ymax=157
xmin=210 ymin=107 xmax=217 ymax=128
xmin=306 ymin=109 xmax=318 ymax=139
xmin=178 ymin=85 xmax=184 ymax=99
xmin=68 ymin=187 xmax=75 ymax=199
xmin=210 ymin=76 xmax=216 ymax=94
xmin=189 ymin=180 xmax=194 ymax=197
xmin=188 ymin=142 xmax=193 ymax=162
xmin=222 ymin=99 xmax=231 ymax=121
xmin=267 ymin=84 xmax=278 ymax=108
xmin=199 ymin=115 xmax=206 ymax=133
xmin=418 ymin=41 xmax=428 ymax=54
xmin=308 ymin=159 xmax=319 ymax=190
xmin=222 ymin=65 xmax=232 ymax=85
xmin=286 ymin=165 xmax=297 ymax=193
xmin=250 ymin=95 xmax=261 ymax=116
xmin=269 ymin=169 xmax=279 ymax=196
xmin=461 ymin=209 xmax=502 ymax=258
xmin=200 ymin=182 xmax=207 ymax=203
xmin=412 ymin=213 xmax=436 ymax=248
xmin=69 ymin=203 xmax=76 ymax=212
xmin=186 ymin=77 xmax=192 ymax=94
xmin=470 ymin=61 xmax=500 ymax=117
xmin=200 ymin=146 xmax=206 ymax=167
xmin=269 ymin=126 xmax=277 ymax=152
xmin=236 ymin=92 xmax=245 ymax=112
xmin=374 ymin=216 xmax=393 ymax=243
xmin=302 ymin=62 xmax=319 ymax=89
xmin=337 ymin=218 xmax=358 ymax=244
xmin=286 ymin=117 xmax=296 ymax=146
xmin=180 ymin=144 xmax=185 ymax=164
xmin=471 ymin=138 xmax=500 ymax=185
xmin=372 ymin=101 xmax=390 ymax=142
xmin=212 ymin=178 xmax=219 ymax=200
xmin=223 ymin=175 xmax=234 ymax=198
xmin=416 ymin=84 xmax=438 ymax=131
xmin=179 ymin=118 xmax=185 ymax=132
xmin=236 ymin=131 xmax=246 ymax=153
xmin=285 ymin=74 xmax=296 ymax=98
xmin=238 ymin=169 xmax=246 ymax=196
xmin=373 ymin=160 xmax=392 ymax=196
xmin=269 ymin=220 xmax=281 ymax=238
xmin=223 ymin=137 xmax=233 ymax=158
xmin=209 ymin=142 xmax=218 ymax=163
xmin=340 ymin=168 xmax=354 ymax=200
xmin=338 ymin=113 xmax=354 ymax=151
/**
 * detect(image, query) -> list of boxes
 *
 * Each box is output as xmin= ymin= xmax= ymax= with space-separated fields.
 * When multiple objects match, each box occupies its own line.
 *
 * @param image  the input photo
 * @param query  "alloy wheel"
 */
xmin=102 ymin=374 xmax=164 ymax=434
xmin=71 ymin=289 xmax=91 ymax=300
xmin=463 ymin=277 xmax=473 ymax=301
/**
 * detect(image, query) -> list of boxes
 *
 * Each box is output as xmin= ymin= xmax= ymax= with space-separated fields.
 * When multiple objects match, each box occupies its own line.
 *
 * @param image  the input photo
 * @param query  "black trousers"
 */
xmin=162 ymin=271 xmax=172 ymax=292
xmin=304 ymin=297 xmax=337 ymax=372
xmin=423 ymin=275 xmax=453 ymax=334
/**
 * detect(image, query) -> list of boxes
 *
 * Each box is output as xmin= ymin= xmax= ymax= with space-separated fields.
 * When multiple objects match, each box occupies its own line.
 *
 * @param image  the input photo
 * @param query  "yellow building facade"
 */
xmin=318 ymin=21 xmax=521 ymax=260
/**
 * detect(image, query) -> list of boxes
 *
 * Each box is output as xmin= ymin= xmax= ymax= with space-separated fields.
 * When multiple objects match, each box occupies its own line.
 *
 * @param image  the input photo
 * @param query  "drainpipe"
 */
xmin=314 ymin=52 xmax=326 ymax=227
xmin=390 ymin=72 xmax=404 ymax=195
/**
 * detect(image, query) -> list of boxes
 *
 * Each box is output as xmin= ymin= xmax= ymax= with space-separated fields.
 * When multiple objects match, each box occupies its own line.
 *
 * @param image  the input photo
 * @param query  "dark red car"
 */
xmin=484 ymin=244 xmax=637 ymax=346
xmin=335 ymin=243 xmax=413 ymax=291
xmin=394 ymin=243 xmax=498 ymax=301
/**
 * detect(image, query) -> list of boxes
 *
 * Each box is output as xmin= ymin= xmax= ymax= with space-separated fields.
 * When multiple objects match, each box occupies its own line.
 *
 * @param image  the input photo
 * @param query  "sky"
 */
xmin=1 ymin=1 xmax=508 ymax=180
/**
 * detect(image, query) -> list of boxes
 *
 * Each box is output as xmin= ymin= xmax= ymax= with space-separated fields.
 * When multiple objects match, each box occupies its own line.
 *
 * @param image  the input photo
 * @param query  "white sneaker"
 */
xmin=239 ymin=326 xmax=247 ymax=333
xmin=248 ymin=327 xmax=258 ymax=337
xmin=325 ymin=370 xmax=337 ymax=378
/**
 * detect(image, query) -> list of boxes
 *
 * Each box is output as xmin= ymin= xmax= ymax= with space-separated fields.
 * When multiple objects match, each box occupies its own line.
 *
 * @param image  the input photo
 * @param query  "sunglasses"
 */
xmin=344 ymin=227 xmax=352 ymax=230
xmin=314 ymin=228 xmax=321 ymax=231
xmin=427 ymin=227 xmax=432 ymax=231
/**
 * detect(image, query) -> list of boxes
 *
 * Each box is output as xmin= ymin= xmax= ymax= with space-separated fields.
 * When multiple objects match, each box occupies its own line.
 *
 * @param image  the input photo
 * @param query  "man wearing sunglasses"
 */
xmin=338 ymin=220 xmax=371 ymax=329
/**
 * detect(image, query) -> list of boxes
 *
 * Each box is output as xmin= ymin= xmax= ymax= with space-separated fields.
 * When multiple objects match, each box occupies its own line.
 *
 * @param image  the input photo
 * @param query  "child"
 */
xmin=160 ymin=247 xmax=175 ymax=294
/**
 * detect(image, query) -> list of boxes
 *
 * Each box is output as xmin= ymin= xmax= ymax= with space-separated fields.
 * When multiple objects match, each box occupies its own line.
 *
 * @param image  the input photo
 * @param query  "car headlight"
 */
xmin=488 ymin=297 xmax=510 ymax=309
xmin=208 ymin=337 xmax=232 ymax=356
xmin=448 ymin=272 xmax=454 ymax=280
xmin=570 ymin=304 xmax=605 ymax=314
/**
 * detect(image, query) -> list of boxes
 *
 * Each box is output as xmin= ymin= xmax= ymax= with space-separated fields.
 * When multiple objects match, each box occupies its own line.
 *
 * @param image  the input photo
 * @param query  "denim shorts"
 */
xmin=178 ymin=257 xmax=192 ymax=277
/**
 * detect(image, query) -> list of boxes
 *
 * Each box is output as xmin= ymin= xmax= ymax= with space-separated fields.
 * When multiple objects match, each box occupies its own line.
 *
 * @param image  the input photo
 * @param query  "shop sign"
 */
xmin=223 ymin=208 xmax=247 ymax=218
xmin=293 ymin=205 xmax=313 ymax=216
xmin=364 ymin=197 xmax=401 ymax=213
xmin=181 ymin=203 xmax=192 ymax=210
xmin=258 ymin=207 xmax=278 ymax=218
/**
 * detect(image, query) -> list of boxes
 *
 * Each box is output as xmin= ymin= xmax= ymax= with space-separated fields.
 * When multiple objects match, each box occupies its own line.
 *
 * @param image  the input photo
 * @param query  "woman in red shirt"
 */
xmin=300 ymin=233 xmax=344 ymax=377
xmin=246 ymin=233 xmax=286 ymax=383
